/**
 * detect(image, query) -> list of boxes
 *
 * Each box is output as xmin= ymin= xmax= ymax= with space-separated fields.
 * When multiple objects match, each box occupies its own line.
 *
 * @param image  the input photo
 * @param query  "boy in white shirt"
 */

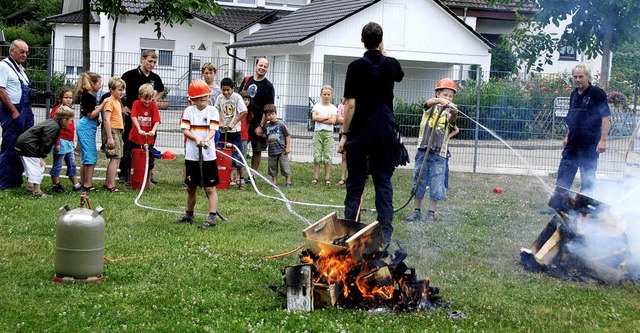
xmin=175 ymin=79 xmax=221 ymax=229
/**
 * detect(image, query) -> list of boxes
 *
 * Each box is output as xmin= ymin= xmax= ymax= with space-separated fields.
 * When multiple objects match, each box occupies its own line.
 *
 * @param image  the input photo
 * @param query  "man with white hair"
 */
xmin=555 ymin=63 xmax=611 ymax=195
xmin=0 ymin=39 xmax=34 ymax=190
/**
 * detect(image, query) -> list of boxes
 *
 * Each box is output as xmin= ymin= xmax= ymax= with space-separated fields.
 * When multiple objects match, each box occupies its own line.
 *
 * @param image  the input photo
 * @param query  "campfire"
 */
xmin=521 ymin=187 xmax=640 ymax=284
xmin=283 ymin=213 xmax=447 ymax=311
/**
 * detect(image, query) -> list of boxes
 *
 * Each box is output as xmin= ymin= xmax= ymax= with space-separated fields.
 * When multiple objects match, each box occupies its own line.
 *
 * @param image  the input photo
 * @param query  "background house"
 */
xmin=443 ymin=0 xmax=606 ymax=76
xmin=45 ymin=0 xmax=607 ymax=120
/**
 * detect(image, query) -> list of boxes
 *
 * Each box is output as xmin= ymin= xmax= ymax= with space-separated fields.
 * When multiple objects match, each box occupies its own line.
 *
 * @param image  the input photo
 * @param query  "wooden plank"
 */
xmin=534 ymin=228 xmax=561 ymax=264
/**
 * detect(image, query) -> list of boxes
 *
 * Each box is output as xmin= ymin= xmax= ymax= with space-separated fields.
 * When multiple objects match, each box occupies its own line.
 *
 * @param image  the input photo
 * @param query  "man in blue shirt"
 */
xmin=556 ymin=63 xmax=611 ymax=195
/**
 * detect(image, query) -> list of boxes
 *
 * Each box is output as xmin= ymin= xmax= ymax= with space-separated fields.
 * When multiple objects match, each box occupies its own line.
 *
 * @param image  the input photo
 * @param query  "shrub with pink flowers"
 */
xmin=607 ymin=90 xmax=628 ymax=108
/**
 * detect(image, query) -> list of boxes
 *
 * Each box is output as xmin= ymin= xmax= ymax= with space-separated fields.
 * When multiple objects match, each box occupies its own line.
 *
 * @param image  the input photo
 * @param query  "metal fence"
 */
xmin=4 ymin=45 xmax=639 ymax=180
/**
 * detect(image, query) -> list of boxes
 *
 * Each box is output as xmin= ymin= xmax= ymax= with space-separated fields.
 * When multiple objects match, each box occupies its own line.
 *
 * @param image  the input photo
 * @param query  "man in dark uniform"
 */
xmin=119 ymin=50 xmax=165 ymax=183
xmin=556 ymin=63 xmax=611 ymax=195
xmin=239 ymin=57 xmax=275 ymax=173
xmin=337 ymin=22 xmax=404 ymax=244
xmin=0 ymin=39 xmax=34 ymax=189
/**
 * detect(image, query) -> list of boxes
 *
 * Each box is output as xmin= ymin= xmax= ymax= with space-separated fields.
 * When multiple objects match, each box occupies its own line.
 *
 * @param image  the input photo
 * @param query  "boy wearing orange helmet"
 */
xmin=175 ymin=79 xmax=221 ymax=229
xmin=406 ymin=78 xmax=458 ymax=223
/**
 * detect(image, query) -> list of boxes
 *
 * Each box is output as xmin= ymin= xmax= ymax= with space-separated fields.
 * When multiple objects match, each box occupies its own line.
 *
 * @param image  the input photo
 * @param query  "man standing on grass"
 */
xmin=120 ymin=50 xmax=165 ymax=184
xmin=0 ymin=39 xmax=34 ymax=190
xmin=238 ymin=58 xmax=275 ymax=176
xmin=338 ymin=22 xmax=404 ymax=244
xmin=555 ymin=64 xmax=610 ymax=195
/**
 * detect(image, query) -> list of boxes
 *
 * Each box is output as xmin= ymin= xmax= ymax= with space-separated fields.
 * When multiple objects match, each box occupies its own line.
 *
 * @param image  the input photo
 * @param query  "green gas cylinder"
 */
xmin=54 ymin=205 xmax=105 ymax=281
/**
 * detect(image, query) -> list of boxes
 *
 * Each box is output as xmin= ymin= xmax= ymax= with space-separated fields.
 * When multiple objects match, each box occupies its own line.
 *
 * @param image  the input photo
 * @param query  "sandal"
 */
xmin=325 ymin=179 xmax=331 ymax=186
xmin=338 ymin=179 xmax=346 ymax=186
xmin=311 ymin=178 xmax=318 ymax=185
xmin=83 ymin=185 xmax=97 ymax=192
xmin=102 ymin=185 xmax=122 ymax=192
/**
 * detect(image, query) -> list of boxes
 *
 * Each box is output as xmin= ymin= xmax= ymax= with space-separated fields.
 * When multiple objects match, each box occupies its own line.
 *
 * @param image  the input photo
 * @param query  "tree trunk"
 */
xmin=600 ymin=24 xmax=613 ymax=91
xmin=82 ymin=0 xmax=90 ymax=71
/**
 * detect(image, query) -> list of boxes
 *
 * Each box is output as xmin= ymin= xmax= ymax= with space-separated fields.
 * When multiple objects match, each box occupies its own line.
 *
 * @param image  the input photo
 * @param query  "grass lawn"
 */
xmin=1 ymin=157 xmax=639 ymax=332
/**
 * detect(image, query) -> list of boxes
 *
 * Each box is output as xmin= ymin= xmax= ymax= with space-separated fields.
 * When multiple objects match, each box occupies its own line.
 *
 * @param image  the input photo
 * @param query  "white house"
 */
xmin=443 ymin=0 xmax=607 ymax=76
xmin=46 ymin=0 xmax=494 ymax=120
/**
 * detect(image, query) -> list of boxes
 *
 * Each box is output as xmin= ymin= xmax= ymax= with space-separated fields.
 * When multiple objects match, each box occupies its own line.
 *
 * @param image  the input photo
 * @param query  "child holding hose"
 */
xmin=405 ymin=78 xmax=458 ymax=223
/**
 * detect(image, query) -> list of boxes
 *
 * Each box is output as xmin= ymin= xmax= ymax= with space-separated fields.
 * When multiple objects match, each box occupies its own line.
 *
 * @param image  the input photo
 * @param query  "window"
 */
xmin=559 ymin=44 xmax=577 ymax=61
xmin=65 ymin=66 xmax=83 ymax=76
xmin=64 ymin=36 xmax=82 ymax=75
xmin=158 ymin=50 xmax=173 ymax=66
xmin=140 ymin=38 xmax=176 ymax=67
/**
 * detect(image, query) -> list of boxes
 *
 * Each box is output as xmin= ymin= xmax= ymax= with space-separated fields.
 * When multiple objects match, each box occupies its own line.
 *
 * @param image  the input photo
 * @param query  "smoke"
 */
xmin=569 ymin=177 xmax=640 ymax=263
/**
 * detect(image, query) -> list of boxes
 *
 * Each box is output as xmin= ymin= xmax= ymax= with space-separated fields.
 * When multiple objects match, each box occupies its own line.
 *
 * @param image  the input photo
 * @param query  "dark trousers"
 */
xmin=118 ymin=114 xmax=133 ymax=179
xmin=344 ymin=140 xmax=396 ymax=243
xmin=556 ymin=144 xmax=599 ymax=194
xmin=0 ymin=105 xmax=33 ymax=189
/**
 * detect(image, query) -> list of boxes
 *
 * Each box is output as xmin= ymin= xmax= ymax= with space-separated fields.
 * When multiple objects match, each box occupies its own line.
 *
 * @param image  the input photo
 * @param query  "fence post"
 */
xmin=472 ymin=66 xmax=482 ymax=173
xmin=188 ymin=52 xmax=193 ymax=85
xmin=634 ymin=72 xmax=639 ymax=132
xmin=330 ymin=59 xmax=335 ymax=91
xmin=46 ymin=44 xmax=53 ymax=116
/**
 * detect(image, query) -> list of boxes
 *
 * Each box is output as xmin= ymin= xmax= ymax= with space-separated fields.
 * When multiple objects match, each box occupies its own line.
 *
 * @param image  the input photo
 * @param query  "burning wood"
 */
xmin=521 ymin=187 xmax=640 ymax=284
xmin=284 ymin=213 xmax=448 ymax=311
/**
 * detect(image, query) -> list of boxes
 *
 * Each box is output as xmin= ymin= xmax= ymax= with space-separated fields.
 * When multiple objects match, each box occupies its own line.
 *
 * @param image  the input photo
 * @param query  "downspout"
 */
xmin=226 ymin=32 xmax=246 ymax=83
xmin=110 ymin=15 xmax=119 ymax=77
xmin=458 ymin=7 xmax=468 ymax=83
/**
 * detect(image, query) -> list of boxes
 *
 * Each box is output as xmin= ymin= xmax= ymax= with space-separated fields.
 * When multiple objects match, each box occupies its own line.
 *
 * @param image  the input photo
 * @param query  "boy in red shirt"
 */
xmin=129 ymin=83 xmax=161 ymax=184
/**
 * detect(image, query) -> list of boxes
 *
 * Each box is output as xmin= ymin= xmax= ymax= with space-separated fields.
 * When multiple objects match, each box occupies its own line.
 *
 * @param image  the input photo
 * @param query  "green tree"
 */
xmin=0 ymin=0 xmax=62 ymax=47
xmin=492 ymin=0 xmax=640 ymax=90
xmin=80 ymin=0 xmax=222 ymax=70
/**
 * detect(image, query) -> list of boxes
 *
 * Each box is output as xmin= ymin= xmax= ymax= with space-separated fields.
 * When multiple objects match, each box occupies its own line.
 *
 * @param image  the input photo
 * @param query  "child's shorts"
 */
xmin=102 ymin=128 xmax=124 ymax=159
xmin=268 ymin=153 xmax=291 ymax=177
xmin=185 ymin=160 xmax=220 ymax=188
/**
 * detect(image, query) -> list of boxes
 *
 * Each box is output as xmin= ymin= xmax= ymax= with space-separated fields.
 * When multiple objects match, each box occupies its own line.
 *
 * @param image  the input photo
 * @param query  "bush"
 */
xmin=394 ymin=97 xmax=425 ymax=137
xmin=455 ymin=79 xmax=534 ymax=140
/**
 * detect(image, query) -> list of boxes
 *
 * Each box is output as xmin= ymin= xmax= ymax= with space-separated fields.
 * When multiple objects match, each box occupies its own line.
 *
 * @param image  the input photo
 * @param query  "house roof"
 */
xmin=229 ymin=0 xmax=493 ymax=49
xmin=192 ymin=6 xmax=278 ymax=34
xmin=228 ymin=0 xmax=381 ymax=49
xmin=45 ymin=1 xmax=278 ymax=35
xmin=44 ymin=10 xmax=100 ymax=24
xmin=441 ymin=0 xmax=536 ymax=13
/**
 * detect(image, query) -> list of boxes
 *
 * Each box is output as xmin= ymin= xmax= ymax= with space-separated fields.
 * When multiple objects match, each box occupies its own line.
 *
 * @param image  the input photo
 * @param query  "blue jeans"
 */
xmin=556 ymin=144 xmax=598 ymax=194
xmin=344 ymin=141 xmax=395 ymax=244
xmin=413 ymin=149 xmax=446 ymax=201
xmin=50 ymin=152 xmax=78 ymax=178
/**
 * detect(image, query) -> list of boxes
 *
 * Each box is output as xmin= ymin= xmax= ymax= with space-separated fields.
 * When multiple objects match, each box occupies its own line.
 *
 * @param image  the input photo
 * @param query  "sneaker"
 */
xmin=405 ymin=209 xmax=422 ymax=222
xmin=229 ymin=180 xmax=237 ymax=187
xmin=150 ymin=177 xmax=158 ymax=184
xmin=25 ymin=185 xmax=34 ymax=195
xmin=174 ymin=215 xmax=194 ymax=224
xmin=72 ymin=184 xmax=83 ymax=192
xmin=118 ymin=176 xmax=128 ymax=184
xmin=198 ymin=217 xmax=217 ymax=229
xmin=425 ymin=211 xmax=436 ymax=222
xmin=51 ymin=183 xmax=66 ymax=193
xmin=285 ymin=183 xmax=292 ymax=188
xmin=32 ymin=190 xmax=52 ymax=199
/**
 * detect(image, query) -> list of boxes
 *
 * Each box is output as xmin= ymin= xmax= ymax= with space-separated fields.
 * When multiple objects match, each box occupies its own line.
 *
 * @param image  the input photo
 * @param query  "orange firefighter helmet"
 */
xmin=435 ymin=78 xmax=457 ymax=93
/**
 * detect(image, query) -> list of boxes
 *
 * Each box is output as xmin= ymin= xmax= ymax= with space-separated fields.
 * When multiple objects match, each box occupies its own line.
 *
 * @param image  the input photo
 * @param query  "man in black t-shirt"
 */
xmin=238 ymin=58 xmax=275 ymax=172
xmin=556 ymin=64 xmax=610 ymax=194
xmin=119 ymin=50 xmax=165 ymax=183
xmin=337 ymin=22 xmax=404 ymax=244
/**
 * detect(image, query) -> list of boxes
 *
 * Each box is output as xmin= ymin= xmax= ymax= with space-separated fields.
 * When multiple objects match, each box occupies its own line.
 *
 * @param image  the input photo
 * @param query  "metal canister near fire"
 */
xmin=54 ymin=200 xmax=105 ymax=283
